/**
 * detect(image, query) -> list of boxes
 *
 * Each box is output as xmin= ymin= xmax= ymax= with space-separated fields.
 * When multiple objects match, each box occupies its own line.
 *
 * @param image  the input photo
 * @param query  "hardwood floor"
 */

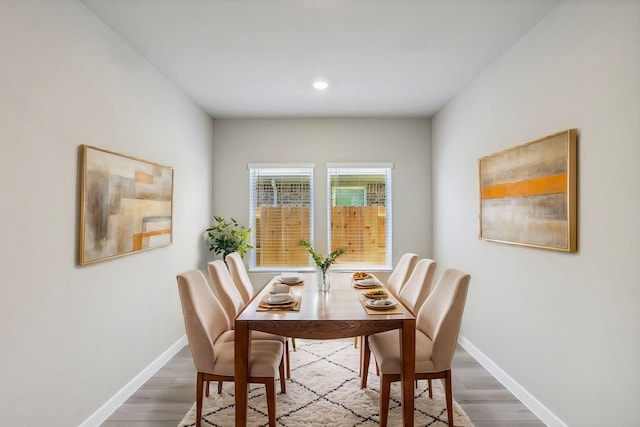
xmin=101 ymin=342 xmax=545 ymax=427
xmin=450 ymin=347 xmax=545 ymax=427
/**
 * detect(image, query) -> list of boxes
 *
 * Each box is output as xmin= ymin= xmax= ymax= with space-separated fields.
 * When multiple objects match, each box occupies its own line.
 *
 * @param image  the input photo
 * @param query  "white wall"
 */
xmin=211 ymin=118 xmax=432 ymax=285
xmin=0 ymin=1 xmax=213 ymax=425
xmin=432 ymin=1 xmax=640 ymax=426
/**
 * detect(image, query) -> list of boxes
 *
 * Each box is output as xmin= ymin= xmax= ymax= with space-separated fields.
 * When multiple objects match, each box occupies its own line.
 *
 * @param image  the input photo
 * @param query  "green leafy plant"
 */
xmin=206 ymin=216 xmax=253 ymax=260
xmin=298 ymin=239 xmax=346 ymax=274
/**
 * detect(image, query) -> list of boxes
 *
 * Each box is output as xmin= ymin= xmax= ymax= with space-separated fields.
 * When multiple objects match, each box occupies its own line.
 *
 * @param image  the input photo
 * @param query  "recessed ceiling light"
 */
xmin=313 ymin=80 xmax=329 ymax=90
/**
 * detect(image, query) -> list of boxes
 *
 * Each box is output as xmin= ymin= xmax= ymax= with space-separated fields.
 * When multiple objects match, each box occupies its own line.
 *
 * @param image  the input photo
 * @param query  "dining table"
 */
xmin=234 ymin=271 xmax=416 ymax=426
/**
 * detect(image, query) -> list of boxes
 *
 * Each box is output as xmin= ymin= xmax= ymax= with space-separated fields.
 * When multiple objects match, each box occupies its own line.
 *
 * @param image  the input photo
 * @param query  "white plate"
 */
xmin=278 ymin=274 xmax=301 ymax=284
xmin=365 ymin=299 xmax=397 ymax=309
xmin=266 ymin=295 xmax=294 ymax=305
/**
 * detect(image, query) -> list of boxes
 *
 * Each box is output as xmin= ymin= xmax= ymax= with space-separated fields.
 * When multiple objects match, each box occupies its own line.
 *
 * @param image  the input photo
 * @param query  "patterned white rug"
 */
xmin=178 ymin=339 xmax=473 ymax=427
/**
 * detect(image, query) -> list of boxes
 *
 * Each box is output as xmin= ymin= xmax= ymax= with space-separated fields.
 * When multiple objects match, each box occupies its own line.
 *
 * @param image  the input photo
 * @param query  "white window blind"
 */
xmin=327 ymin=164 xmax=392 ymax=270
xmin=249 ymin=165 xmax=314 ymax=270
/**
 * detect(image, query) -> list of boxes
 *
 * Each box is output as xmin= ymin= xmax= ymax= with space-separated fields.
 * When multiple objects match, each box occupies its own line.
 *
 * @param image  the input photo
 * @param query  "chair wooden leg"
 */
xmin=196 ymin=372 xmax=204 ymax=427
xmin=380 ymin=374 xmax=392 ymax=427
xmin=428 ymin=378 xmax=433 ymax=398
xmin=217 ymin=380 xmax=223 ymax=394
xmin=360 ymin=335 xmax=370 ymax=389
xmin=444 ymin=370 xmax=453 ymax=426
xmin=205 ymin=380 xmax=210 ymax=397
xmin=354 ymin=336 xmax=359 ymax=348
xmin=285 ymin=340 xmax=291 ymax=379
xmin=279 ymin=356 xmax=286 ymax=393
xmin=291 ymin=337 xmax=296 ymax=351
xmin=354 ymin=335 xmax=367 ymax=377
xmin=266 ymin=379 xmax=277 ymax=427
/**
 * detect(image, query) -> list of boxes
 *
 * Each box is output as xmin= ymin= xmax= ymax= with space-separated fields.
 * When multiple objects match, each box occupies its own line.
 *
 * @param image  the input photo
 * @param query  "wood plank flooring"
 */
xmin=449 ymin=346 xmax=545 ymax=427
xmin=101 ymin=342 xmax=545 ymax=427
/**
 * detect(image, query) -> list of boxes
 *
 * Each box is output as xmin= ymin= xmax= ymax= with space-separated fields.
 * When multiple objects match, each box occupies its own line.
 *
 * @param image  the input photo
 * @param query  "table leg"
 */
xmin=235 ymin=321 xmax=250 ymax=427
xmin=400 ymin=319 xmax=416 ymax=427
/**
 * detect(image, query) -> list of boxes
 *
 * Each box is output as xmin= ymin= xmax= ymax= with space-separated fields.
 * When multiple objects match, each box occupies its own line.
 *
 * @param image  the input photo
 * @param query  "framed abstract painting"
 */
xmin=479 ymin=129 xmax=577 ymax=252
xmin=79 ymin=145 xmax=174 ymax=265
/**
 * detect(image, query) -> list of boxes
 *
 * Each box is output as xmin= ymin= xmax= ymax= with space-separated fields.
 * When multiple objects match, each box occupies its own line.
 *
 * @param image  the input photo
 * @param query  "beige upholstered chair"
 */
xmin=358 ymin=258 xmax=436 ymax=376
xmin=207 ymin=260 xmax=245 ymax=329
xmin=361 ymin=269 xmax=471 ymax=427
xmin=226 ymin=253 xmax=298 ymax=353
xmin=176 ymin=269 xmax=285 ymax=427
xmin=386 ymin=252 xmax=419 ymax=299
xmin=396 ymin=258 xmax=436 ymax=315
xmin=354 ymin=253 xmax=419 ymax=350
xmin=208 ymin=260 xmax=291 ymax=378
xmin=225 ymin=252 xmax=254 ymax=304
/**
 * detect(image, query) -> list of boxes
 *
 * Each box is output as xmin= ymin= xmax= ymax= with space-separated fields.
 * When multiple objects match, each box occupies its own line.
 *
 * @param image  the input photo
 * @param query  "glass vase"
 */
xmin=317 ymin=269 xmax=330 ymax=291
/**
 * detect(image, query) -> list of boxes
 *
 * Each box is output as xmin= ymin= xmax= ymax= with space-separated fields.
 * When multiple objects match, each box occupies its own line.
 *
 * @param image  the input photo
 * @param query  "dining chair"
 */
xmin=358 ymin=258 xmax=436 ymax=377
xmin=208 ymin=260 xmax=291 ymax=378
xmin=226 ymin=252 xmax=298 ymax=353
xmin=354 ymin=253 xmax=418 ymax=350
xmin=207 ymin=259 xmax=245 ymax=328
xmin=225 ymin=252 xmax=254 ymax=304
xmin=386 ymin=252 xmax=419 ymax=299
xmin=176 ymin=269 xmax=285 ymax=427
xmin=361 ymin=268 xmax=471 ymax=427
xmin=396 ymin=258 xmax=436 ymax=315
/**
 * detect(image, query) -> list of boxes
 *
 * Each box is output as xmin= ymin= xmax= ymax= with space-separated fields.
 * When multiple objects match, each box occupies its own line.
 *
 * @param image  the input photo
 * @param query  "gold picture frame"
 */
xmin=79 ymin=145 xmax=174 ymax=265
xmin=479 ymin=129 xmax=577 ymax=252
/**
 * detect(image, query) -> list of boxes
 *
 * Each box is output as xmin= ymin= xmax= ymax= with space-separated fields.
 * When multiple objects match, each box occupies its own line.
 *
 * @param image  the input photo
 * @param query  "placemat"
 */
xmin=256 ymin=295 xmax=302 ymax=312
xmin=272 ymin=279 xmax=305 ymax=286
xmin=358 ymin=294 xmax=402 ymax=315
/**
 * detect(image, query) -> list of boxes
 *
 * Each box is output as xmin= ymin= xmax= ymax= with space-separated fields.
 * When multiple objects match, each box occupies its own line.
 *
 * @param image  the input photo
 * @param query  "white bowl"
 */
xmin=271 ymin=284 xmax=291 ymax=294
xmin=279 ymin=273 xmax=300 ymax=283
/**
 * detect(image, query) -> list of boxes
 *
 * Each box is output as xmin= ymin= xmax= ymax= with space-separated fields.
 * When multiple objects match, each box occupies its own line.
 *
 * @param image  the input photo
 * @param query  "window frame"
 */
xmin=248 ymin=163 xmax=315 ymax=272
xmin=326 ymin=162 xmax=393 ymax=272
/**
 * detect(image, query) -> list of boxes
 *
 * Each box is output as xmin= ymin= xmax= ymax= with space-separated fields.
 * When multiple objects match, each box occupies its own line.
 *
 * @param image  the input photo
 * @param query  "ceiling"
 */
xmin=81 ymin=0 xmax=560 ymax=118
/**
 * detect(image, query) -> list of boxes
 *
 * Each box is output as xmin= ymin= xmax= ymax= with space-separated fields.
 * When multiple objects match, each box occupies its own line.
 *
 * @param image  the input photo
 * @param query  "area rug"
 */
xmin=178 ymin=339 xmax=474 ymax=427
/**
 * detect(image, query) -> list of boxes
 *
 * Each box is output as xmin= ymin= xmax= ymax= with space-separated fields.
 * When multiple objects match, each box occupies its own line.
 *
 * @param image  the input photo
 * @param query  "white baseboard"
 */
xmin=79 ymin=335 xmax=188 ymax=427
xmin=458 ymin=335 xmax=567 ymax=427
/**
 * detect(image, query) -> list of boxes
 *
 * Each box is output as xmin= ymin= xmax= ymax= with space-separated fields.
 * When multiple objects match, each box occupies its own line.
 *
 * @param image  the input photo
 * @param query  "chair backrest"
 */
xmin=176 ymin=269 xmax=229 ymax=373
xmin=416 ymin=269 xmax=470 ymax=372
xmin=207 ymin=260 xmax=245 ymax=329
xmin=226 ymin=252 xmax=254 ymax=304
xmin=386 ymin=253 xmax=418 ymax=298
xmin=396 ymin=258 xmax=436 ymax=314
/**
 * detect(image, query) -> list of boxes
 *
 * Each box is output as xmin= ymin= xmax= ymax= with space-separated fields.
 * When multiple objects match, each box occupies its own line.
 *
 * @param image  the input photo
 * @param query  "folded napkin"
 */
xmin=370 ymin=299 xmax=394 ymax=307
xmin=355 ymin=278 xmax=377 ymax=286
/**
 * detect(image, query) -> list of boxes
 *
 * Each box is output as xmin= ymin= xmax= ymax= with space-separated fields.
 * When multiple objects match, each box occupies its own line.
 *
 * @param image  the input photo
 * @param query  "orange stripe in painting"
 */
xmin=482 ymin=173 xmax=567 ymax=199
xmin=132 ymin=228 xmax=171 ymax=250
xmin=135 ymin=171 xmax=154 ymax=184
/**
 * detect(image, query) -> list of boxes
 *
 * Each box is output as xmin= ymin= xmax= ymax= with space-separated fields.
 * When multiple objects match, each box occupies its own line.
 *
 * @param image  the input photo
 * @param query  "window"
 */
xmin=333 ymin=187 xmax=366 ymax=206
xmin=327 ymin=163 xmax=393 ymax=270
xmin=249 ymin=164 xmax=313 ymax=270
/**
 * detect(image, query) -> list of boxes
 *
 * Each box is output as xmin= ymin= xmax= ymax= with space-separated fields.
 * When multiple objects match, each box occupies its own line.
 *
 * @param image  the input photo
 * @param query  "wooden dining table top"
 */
xmin=236 ymin=271 xmax=415 ymax=339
